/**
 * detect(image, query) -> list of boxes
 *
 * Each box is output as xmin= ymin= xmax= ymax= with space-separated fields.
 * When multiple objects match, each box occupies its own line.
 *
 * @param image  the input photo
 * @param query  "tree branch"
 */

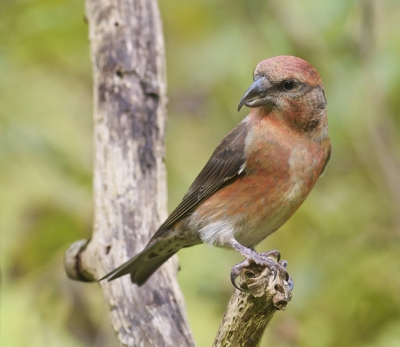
xmin=64 ymin=0 xmax=195 ymax=346
xmin=213 ymin=260 xmax=292 ymax=347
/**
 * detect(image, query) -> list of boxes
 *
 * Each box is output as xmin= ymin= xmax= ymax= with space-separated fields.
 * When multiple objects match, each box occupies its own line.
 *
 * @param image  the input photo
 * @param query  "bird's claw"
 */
xmin=259 ymin=249 xmax=281 ymax=262
xmin=230 ymin=269 xmax=242 ymax=291
xmin=287 ymin=275 xmax=294 ymax=291
xmin=272 ymin=267 xmax=278 ymax=281
xmin=230 ymin=250 xmax=290 ymax=291
xmin=231 ymin=259 xmax=251 ymax=291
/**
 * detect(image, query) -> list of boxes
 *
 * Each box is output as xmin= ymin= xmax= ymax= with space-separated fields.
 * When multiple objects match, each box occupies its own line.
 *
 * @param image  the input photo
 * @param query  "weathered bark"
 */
xmin=64 ymin=0 xmax=195 ymax=346
xmin=213 ymin=262 xmax=292 ymax=347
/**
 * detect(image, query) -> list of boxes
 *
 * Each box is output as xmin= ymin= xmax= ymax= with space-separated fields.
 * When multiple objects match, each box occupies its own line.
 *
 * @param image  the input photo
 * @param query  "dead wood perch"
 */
xmin=63 ymin=0 xmax=293 ymax=346
xmin=63 ymin=0 xmax=195 ymax=346
xmin=213 ymin=260 xmax=292 ymax=347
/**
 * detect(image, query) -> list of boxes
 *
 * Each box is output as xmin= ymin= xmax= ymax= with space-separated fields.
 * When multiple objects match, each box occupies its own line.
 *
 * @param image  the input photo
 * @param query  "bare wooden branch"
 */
xmin=213 ymin=261 xmax=292 ymax=347
xmin=64 ymin=0 xmax=195 ymax=346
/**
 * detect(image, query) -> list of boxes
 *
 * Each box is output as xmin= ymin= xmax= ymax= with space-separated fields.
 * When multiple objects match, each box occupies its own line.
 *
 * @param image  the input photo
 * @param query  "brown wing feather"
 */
xmin=151 ymin=120 xmax=248 ymax=240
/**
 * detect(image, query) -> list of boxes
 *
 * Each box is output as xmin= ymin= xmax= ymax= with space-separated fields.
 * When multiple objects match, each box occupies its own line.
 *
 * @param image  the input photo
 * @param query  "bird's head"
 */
xmin=238 ymin=56 xmax=327 ymax=133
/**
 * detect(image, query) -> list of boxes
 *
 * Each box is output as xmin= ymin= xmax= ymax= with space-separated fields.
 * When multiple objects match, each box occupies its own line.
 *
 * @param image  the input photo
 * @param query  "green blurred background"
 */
xmin=2 ymin=0 xmax=400 ymax=346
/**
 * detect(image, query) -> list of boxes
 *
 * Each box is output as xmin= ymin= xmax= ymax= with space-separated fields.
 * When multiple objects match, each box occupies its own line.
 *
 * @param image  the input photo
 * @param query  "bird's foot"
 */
xmin=230 ymin=249 xmax=291 ymax=291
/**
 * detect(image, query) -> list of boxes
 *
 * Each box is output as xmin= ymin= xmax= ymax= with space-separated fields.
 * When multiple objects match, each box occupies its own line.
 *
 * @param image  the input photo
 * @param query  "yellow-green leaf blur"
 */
xmin=1 ymin=0 xmax=400 ymax=346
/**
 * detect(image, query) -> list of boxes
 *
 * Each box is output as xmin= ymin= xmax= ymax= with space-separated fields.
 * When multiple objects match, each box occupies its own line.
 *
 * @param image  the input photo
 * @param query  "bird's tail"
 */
xmin=98 ymin=241 xmax=177 ymax=286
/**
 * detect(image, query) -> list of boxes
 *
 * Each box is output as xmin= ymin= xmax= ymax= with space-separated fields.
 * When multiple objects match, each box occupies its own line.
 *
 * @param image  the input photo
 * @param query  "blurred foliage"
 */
xmin=1 ymin=0 xmax=400 ymax=346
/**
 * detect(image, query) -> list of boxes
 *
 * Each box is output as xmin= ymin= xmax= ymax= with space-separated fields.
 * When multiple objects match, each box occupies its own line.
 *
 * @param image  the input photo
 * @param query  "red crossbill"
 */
xmin=100 ymin=55 xmax=331 ymax=286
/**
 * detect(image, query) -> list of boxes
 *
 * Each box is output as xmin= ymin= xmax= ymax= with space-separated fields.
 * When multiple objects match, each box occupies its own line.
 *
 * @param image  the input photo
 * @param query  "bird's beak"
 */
xmin=237 ymin=77 xmax=274 ymax=111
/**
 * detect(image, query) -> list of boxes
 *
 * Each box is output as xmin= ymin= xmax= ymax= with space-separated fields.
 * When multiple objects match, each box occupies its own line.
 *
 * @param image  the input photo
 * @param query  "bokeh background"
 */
xmin=2 ymin=0 xmax=400 ymax=346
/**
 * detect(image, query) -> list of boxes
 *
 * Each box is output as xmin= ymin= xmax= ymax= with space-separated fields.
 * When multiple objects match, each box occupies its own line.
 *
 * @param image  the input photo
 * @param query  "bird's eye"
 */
xmin=282 ymin=80 xmax=297 ymax=91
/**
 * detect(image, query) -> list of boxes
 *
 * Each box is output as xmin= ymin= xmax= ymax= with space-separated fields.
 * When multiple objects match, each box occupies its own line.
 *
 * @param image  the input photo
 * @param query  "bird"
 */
xmin=99 ymin=55 xmax=331 ymax=287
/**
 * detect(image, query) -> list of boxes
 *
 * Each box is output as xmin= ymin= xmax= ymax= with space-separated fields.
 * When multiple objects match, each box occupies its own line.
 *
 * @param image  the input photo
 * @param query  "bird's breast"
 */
xmin=193 ymin=116 xmax=328 ymax=248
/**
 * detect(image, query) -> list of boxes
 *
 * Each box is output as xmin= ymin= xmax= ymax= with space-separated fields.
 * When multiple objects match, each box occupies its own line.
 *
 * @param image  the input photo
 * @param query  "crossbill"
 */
xmin=100 ymin=55 xmax=331 ymax=286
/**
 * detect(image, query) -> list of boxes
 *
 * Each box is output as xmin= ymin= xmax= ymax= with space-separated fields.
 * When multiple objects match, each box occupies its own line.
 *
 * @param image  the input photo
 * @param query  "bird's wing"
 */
xmin=151 ymin=119 xmax=248 ymax=239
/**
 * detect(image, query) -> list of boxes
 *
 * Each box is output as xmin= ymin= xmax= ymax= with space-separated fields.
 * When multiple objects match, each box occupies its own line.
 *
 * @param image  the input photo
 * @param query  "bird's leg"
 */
xmin=228 ymin=239 xmax=288 ymax=290
xmin=228 ymin=239 xmax=282 ymax=264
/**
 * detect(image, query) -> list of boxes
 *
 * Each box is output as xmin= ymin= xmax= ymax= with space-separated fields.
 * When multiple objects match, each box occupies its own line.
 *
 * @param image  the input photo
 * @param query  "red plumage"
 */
xmin=100 ymin=56 xmax=331 ymax=286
